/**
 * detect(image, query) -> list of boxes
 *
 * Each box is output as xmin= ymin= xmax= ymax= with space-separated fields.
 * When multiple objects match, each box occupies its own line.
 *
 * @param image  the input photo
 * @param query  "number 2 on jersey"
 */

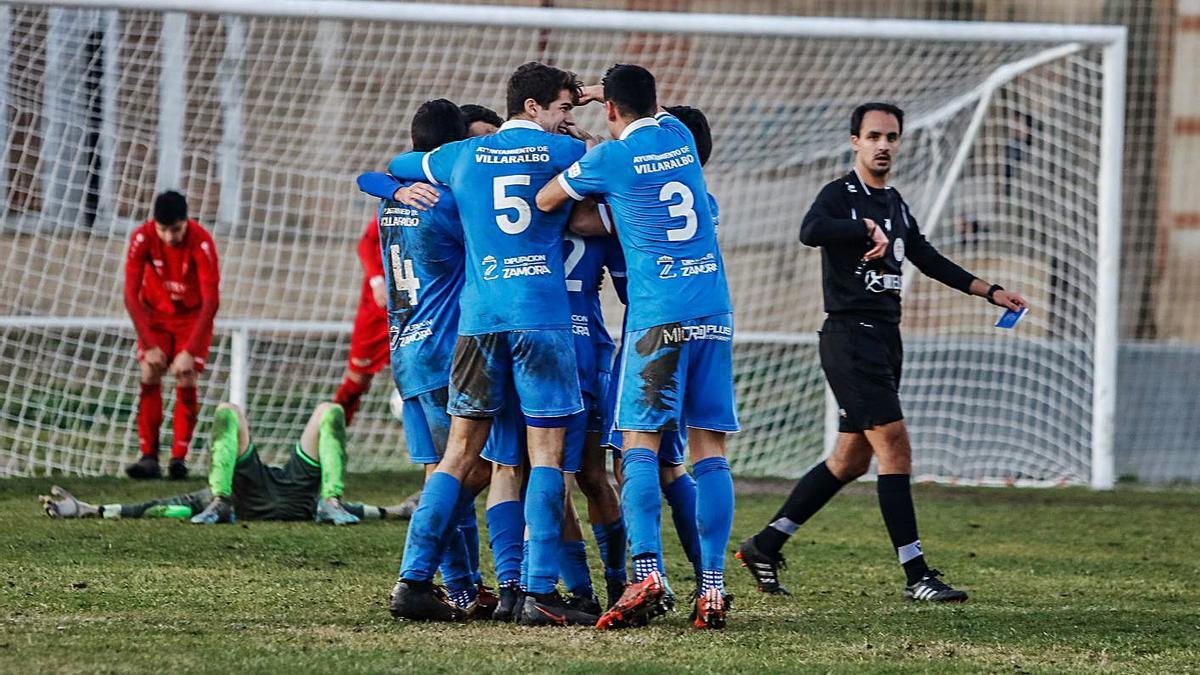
xmin=493 ymin=175 xmax=531 ymax=234
xmin=660 ymin=181 xmax=697 ymax=242
xmin=389 ymin=244 xmax=421 ymax=306
xmin=563 ymin=234 xmax=584 ymax=292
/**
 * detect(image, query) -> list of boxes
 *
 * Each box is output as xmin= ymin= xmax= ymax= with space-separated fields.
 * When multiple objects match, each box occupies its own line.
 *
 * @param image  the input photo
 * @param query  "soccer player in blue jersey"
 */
xmin=538 ymin=65 xmax=738 ymax=630
xmin=384 ymin=62 xmax=599 ymax=627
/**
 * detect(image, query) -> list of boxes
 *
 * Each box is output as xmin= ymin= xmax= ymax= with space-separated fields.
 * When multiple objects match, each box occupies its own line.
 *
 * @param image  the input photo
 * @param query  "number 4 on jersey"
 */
xmin=389 ymin=244 xmax=421 ymax=306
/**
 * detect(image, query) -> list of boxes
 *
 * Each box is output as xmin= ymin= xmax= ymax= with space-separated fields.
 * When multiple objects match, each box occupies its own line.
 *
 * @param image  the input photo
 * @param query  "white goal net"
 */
xmin=0 ymin=1 xmax=1125 ymax=487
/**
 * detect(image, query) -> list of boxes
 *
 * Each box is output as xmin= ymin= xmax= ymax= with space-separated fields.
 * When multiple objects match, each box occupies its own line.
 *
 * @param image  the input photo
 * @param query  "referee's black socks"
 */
xmin=877 ymin=473 xmax=930 ymax=585
xmin=753 ymin=461 xmax=848 ymax=556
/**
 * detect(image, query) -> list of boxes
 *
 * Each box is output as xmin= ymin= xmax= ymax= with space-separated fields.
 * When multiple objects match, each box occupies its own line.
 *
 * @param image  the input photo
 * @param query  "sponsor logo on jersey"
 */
xmin=567 ymin=162 xmax=582 ymax=178
xmin=893 ymin=237 xmax=905 ymax=262
xmin=657 ymin=255 xmax=677 ymax=279
xmin=864 ymin=270 xmax=902 ymax=293
xmin=632 ymin=145 xmax=695 ymax=174
xmin=475 ymin=146 xmax=551 ymax=164
xmin=571 ymin=313 xmax=590 ymax=337
xmin=501 ymin=254 xmax=552 ymax=279
xmin=397 ymin=319 xmax=434 ymax=348
xmin=379 ymin=204 xmax=420 ymax=228
xmin=662 ymin=323 xmax=732 ymax=344
xmin=679 ymin=252 xmax=719 ymax=277
xmin=482 ymin=255 xmax=498 ymax=280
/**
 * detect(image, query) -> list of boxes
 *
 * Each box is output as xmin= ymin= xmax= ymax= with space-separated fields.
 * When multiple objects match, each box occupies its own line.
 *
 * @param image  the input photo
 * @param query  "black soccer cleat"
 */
xmin=492 ymin=585 xmax=522 ymax=622
xmin=564 ymin=592 xmax=602 ymax=618
xmin=125 ymin=454 xmax=162 ymax=480
xmin=515 ymin=592 xmax=599 ymax=627
xmin=735 ymin=537 xmax=792 ymax=595
xmin=904 ymin=569 xmax=968 ymax=603
xmin=168 ymin=458 xmax=189 ymax=481
xmin=604 ymin=577 xmax=627 ymax=611
xmin=388 ymin=580 xmax=468 ymax=622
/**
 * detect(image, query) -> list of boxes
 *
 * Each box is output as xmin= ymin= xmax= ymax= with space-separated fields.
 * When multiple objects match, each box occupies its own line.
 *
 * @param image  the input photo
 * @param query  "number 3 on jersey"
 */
xmin=661 ymin=181 xmax=697 ymax=242
xmin=389 ymin=244 xmax=421 ymax=306
xmin=494 ymin=175 xmax=531 ymax=234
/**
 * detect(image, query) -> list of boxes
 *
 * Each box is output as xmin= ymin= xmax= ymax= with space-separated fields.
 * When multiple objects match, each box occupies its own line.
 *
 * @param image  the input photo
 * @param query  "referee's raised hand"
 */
xmin=863 ymin=218 xmax=889 ymax=260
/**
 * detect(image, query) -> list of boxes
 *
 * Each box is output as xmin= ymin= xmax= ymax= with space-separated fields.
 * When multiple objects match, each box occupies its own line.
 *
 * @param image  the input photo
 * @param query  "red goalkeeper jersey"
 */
xmin=124 ymin=219 xmax=221 ymax=354
xmin=357 ymin=216 xmax=386 ymax=322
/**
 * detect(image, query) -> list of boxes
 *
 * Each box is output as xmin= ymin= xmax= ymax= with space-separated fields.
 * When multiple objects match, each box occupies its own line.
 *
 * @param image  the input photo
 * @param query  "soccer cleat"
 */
xmin=388 ymin=580 xmax=468 ymax=622
xmin=904 ymin=569 xmax=969 ymax=603
xmin=595 ymin=570 xmax=665 ymax=630
xmin=564 ymin=592 xmax=602 ymax=618
xmin=167 ymin=458 xmax=189 ymax=480
xmin=314 ymin=497 xmax=361 ymax=525
xmin=735 ymin=537 xmax=792 ymax=595
xmin=604 ymin=577 xmax=627 ymax=611
xmin=690 ymin=588 xmax=730 ymax=630
xmin=189 ymin=496 xmax=235 ymax=524
xmin=471 ymin=583 xmax=500 ymax=620
xmin=125 ymin=454 xmax=161 ymax=480
xmin=492 ymin=585 xmax=522 ymax=622
xmin=515 ymin=592 xmax=599 ymax=627
xmin=393 ymin=490 xmax=422 ymax=520
xmin=39 ymin=485 xmax=98 ymax=519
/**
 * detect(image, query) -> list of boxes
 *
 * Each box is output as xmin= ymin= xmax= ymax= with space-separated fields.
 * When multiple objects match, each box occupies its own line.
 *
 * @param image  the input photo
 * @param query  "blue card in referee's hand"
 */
xmin=995 ymin=307 xmax=1028 ymax=329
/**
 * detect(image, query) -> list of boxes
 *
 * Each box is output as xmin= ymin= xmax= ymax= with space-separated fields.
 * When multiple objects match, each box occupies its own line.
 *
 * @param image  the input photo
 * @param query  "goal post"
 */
xmin=0 ymin=0 xmax=1124 ymax=488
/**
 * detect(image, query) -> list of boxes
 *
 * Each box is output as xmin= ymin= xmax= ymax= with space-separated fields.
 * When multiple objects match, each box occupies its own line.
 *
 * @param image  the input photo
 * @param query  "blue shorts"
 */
xmin=602 ymin=346 xmax=687 ymax=466
xmin=448 ymin=330 xmax=583 ymax=419
xmin=402 ymin=388 xmax=451 ymax=465
xmin=481 ymin=393 xmax=584 ymax=473
xmin=616 ymin=313 xmax=739 ymax=435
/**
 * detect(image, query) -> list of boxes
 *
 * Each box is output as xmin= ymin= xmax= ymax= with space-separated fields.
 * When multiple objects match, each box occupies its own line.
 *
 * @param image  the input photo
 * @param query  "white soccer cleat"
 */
xmin=40 ymin=485 xmax=98 ymax=519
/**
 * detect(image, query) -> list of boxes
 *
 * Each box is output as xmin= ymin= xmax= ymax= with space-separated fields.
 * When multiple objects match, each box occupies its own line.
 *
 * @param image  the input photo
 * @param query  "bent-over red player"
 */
xmin=332 ymin=216 xmax=389 ymax=425
xmin=124 ymin=191 xmax=220 ymax=480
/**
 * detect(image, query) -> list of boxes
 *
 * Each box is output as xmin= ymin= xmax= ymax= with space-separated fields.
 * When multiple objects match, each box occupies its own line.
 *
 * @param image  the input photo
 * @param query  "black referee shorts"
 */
xmin=818 ymin=315 xmax=904 ymax=433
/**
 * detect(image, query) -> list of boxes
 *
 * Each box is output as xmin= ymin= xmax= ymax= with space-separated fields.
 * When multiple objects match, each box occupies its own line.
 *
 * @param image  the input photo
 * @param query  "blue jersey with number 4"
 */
xmin=559 ymin=111 xmax=731 ymax=331
xmin=376 ymin=183 xmax=465 ymax=398
xmin=388 ymin=120 xmax=586 ymax=335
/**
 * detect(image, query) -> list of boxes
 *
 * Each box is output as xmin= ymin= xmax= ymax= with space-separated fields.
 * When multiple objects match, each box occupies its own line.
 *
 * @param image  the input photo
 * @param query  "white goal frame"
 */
xmin=3 ymin=0 xmax=1126 ymax=488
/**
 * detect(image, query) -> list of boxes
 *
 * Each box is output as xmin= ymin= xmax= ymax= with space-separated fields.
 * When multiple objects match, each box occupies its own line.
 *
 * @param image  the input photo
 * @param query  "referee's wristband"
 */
xmin=986 ymin=284 xmax=1004 ymax=304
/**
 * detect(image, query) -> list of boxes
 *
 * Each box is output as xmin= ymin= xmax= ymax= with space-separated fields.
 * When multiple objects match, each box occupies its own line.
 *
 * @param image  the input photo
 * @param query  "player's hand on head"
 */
xmin=578 ymin=84 xmax=604 ymax=105
xmin=394 ymin=183 xmax=439 ymax=211
xmin=992 ymin=289 xmax=1028 ymax=312
xmin=863 ymin=218 xmax=889 ymax=260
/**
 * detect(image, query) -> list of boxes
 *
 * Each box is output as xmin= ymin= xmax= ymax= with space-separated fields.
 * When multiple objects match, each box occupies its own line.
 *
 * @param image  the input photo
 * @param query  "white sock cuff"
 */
xmin=361 ymin=505 xmax=382 ymax=520
xmin=102 ymin=504 xmax=122 ymax=520
xmin=769 ymin=517 xmax=800 ymax=535
xmin=897 ymin=540 xmax=923 ymax=564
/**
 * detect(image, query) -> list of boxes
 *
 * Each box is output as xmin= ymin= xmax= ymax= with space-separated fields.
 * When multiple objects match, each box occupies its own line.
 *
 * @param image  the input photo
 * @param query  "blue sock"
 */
xmin=559 ymin=539 xmax=593 ymax=597
xmin=694 ymin=456 xmax=735 ymax=592
xmin=524 ymin=466 xmax=565 ymax=595
xmin=437 ymin=489 xmax=476 ymax=594
xmin=486 ymin=500 xmax=524 ymax=588
xmin=520 ymin=538 xmax=530 ymax=592
xmin=663 ymin=471 xmax=702 ymax=579
xmin=399 ymin=472 xmax=461 ymax=582
xmin=591 ymin=519 xmax=627 ymax=582
xmin=459 ymin=507 xmax=482 ymax=586
xmin=620 ymin=448 xmax=662 ymax=580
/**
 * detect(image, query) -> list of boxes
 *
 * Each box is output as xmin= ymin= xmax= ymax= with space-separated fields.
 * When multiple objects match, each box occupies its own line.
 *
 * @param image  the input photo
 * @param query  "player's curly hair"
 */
xmin=460 ymin=104 xmax=503 ymax=130
xmin=851 ymin=102 xmax=904 ymax=136
xmin=505 ymin=62 xmax=582 ymax=119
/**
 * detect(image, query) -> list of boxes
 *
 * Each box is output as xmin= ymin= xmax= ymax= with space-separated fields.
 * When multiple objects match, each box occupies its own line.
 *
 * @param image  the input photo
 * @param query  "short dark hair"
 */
xmin=851 ymin=102 xmax=904 ymax=136
xmin=411 ymin=99 xmax=468 ymax=152
xmin=460 ymin=104 xmax=503 ymax=130
xmin=665 ymin=105 xmax=712 ymax=166
xmin=602 ymin=64 xmax=657 ymax=119
xmin=505 ymin=62 xmax=582 ymax=119
xmin=153 ymin=190 xmax=188 ymax=225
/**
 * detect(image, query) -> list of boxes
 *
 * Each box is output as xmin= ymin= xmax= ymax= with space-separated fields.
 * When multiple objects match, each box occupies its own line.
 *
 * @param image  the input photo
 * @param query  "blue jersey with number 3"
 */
xmin=377 ymin=183 xmax=465 ymax=398
xmin=558 ymin=112 xmax=731 ymax=331
xmin=388 ymin=120 xmax=586 ymax=335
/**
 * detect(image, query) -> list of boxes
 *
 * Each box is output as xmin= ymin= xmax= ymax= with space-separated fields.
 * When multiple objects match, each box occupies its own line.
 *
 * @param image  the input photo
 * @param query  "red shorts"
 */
xmin=137 ymin=320 xmax=212 ymax=372
xmin=348 ymin=298 xmax=389 ymax=375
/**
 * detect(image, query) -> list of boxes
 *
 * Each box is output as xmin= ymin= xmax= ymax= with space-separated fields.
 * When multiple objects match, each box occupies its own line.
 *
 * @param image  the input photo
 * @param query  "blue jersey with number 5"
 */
xmin=388 ymin=120 xmax=586 ymax=335
xmin=558 ymin=111 xmax=731 ymax=331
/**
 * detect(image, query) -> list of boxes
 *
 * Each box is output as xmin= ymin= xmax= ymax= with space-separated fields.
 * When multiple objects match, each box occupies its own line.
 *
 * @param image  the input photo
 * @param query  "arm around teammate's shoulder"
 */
xmin=799 ymin=181 xmax=869 ymax=247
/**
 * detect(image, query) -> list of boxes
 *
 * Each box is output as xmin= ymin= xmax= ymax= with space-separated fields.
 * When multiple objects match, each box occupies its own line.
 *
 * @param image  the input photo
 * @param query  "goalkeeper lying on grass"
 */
xmin=41 ymin=402 xmax=412 ymax=525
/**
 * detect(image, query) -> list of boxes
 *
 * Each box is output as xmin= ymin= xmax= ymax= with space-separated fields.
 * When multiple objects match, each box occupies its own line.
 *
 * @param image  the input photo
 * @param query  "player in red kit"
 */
xmin=332 ymin=216 xmax=390 ymax=425
xmin=123 ymin=191 xmax=221 ymax=480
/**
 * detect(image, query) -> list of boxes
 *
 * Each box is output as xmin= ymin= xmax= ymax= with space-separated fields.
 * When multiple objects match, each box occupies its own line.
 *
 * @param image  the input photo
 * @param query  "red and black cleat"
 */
xmin=690 ymin=588 xmax=729 ymax=630
xmin=595 ymin=570 xmax=665 ymax=630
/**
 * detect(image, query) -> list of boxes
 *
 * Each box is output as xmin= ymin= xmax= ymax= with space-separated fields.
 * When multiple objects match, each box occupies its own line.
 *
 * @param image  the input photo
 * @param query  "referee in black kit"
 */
xmin=736 ymin=102 xmax=1028 ymax=603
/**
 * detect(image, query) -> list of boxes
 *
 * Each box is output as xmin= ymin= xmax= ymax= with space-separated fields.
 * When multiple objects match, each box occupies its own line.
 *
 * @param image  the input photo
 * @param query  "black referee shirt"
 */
xmin=799 ymin=170 xmax=975 ymax=324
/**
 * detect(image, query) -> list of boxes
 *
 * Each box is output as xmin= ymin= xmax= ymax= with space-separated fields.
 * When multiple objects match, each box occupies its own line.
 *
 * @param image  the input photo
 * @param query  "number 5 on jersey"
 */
xmin=494 ymin=175 xmax=531 ymax=234
xmin=389 ymin=244 xmax=421 ymax=306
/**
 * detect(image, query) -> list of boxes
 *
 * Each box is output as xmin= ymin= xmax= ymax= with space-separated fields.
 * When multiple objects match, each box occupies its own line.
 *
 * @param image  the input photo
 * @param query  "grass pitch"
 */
xmin=0 ymin=473 xmax=1197 ymax=674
